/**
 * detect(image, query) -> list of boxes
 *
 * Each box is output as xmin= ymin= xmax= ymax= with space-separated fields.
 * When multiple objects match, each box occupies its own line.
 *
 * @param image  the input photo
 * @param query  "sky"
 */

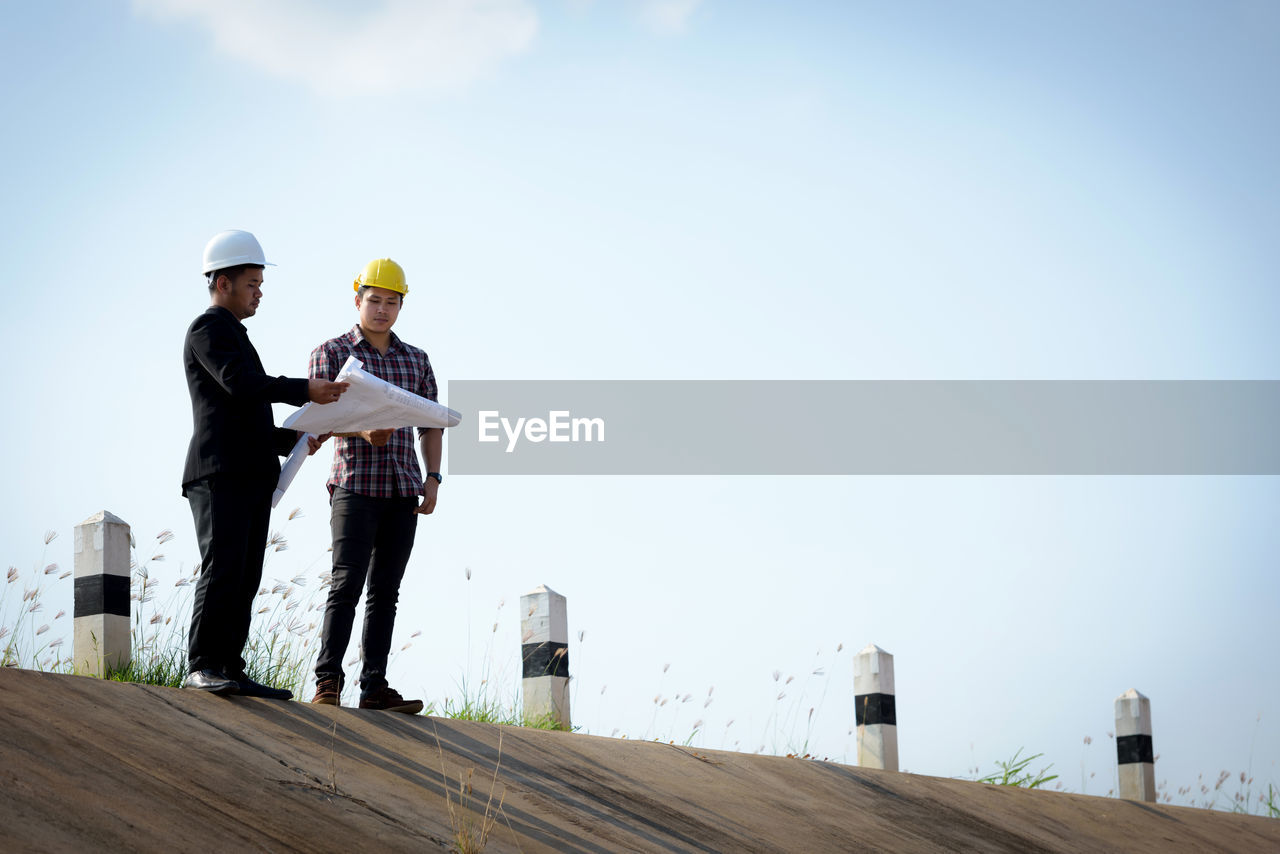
xmin=2 ymin=0 xmax=1278 ymax=809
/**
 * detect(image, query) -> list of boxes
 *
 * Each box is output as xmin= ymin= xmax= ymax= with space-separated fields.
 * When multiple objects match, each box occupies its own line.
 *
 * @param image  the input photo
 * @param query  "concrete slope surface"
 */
xmin=1 ymin=668 xmax=1276 ymax=853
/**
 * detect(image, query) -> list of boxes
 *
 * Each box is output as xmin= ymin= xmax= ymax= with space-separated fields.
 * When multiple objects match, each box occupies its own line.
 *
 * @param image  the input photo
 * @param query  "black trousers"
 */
xmin=315 ymin=487 xmax=418 ymax=694
xmin=185 ymin=474 xmax=273 ymax=675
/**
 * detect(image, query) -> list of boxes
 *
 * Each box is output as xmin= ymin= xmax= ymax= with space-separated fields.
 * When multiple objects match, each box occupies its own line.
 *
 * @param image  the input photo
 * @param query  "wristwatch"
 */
xmin=426 ymin=472 xmax=443 ymax=485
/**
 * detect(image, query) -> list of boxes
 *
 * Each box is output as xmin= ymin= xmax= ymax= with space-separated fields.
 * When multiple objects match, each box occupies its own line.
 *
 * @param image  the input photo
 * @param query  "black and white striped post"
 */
xmin=1116 ymin=688 xmax=1156 ymax=802
xmin=520 ymin=584 xmax=570 ymax=729
xmin=72 ymin=511 xmax=132 ymax=677
xmin=854 ymin=643 xmax=898 ymax=771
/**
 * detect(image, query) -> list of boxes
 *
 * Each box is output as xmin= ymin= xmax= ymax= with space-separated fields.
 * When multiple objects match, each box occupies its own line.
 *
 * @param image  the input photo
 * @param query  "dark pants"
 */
xmin=185 ymin=474 xmax=273 ymax=675
xmin=315 ymin=487 xmax=418 ymax=695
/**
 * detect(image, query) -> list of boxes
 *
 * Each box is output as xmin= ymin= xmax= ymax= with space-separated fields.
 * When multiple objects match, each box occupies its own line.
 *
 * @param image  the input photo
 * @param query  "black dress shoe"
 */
xmin=183 ymin=669 xmax=239 ymax=695
xmin=229 ymin=671 xmax=293 ymax=701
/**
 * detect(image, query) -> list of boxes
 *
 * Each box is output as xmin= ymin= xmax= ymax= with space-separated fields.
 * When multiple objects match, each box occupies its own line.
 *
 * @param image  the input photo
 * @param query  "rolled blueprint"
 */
xmin=273 ymin=356 xmax=461 ymax=506
xmin=271 ymin=434 xmax=313 ymax=509
xmin=283 ymin=356 xmax=461 ymax=434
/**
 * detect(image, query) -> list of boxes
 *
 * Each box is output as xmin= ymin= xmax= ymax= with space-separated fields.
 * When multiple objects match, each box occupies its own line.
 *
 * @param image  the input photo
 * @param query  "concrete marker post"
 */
xmin=1115 ymin=688 xmax=1156 ymax=802
xmin=854 ymin=643 xmax=898 ymax=771
xmin=521 ymin=584 xmax=570 ymax=729
xmin=73 ymin=511 xmax=132 ymax=677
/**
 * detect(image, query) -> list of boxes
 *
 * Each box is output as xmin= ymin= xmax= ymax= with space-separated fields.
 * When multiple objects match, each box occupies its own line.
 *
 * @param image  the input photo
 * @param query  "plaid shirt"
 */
xmin=309 ymin=326 xmax=438 ymax=498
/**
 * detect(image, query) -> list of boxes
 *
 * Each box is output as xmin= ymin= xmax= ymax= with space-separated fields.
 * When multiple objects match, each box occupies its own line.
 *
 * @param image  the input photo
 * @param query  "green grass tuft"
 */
xmin=976 ymin=748 xmax=1059 ymax=789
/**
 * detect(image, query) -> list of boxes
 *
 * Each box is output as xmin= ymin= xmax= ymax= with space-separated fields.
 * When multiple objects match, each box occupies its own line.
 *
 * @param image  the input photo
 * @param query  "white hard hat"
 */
xmin=202 ymin=229 xmax=275 ymax=274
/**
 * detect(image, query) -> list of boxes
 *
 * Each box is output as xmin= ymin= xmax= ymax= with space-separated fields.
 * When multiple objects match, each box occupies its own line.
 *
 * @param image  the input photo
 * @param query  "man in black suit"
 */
xmin=181 ymin=229 xmax=349 ymax=697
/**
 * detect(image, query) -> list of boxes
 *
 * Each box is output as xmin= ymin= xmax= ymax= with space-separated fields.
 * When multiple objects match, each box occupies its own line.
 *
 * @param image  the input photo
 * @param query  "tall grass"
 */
xmin=119 ymin=514 xmax=327 ymax=696
xmin=429 ymin=571 xmax=567 ymax=731
xmin=2 ymin=517 xmax=328 ymax=697
xmin=621 ymin=643 xmax=850 ymax=761
xmin=0 ymin=530 xmax=71 ymax=671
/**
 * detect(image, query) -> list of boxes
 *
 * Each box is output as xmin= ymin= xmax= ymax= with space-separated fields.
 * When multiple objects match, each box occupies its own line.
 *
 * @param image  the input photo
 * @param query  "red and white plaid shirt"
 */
xmin=309 ymin=326 xmax=438 ymax=498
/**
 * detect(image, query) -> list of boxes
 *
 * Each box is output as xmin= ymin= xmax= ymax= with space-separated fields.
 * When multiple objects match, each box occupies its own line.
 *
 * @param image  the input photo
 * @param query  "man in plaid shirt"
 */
xmin=309 ymin=258 xmax=441 ymax=714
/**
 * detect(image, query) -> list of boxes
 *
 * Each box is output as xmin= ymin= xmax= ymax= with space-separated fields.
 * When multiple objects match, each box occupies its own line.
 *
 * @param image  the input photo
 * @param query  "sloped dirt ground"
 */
xmin=1 ymin=668 xmax=1276 ymax=852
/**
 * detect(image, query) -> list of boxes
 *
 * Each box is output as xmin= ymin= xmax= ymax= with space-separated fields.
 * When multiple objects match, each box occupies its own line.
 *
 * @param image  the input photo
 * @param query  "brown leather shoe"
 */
xmin=359 ymin=686 xmax=423 ymax=714
xmin=311 ymin=677 xmax=340 ymax=706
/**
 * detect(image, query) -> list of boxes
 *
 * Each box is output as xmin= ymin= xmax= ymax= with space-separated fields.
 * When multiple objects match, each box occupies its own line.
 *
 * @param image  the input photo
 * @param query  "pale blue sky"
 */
xmin=2 ymin=1 xmax=1277 ymax=805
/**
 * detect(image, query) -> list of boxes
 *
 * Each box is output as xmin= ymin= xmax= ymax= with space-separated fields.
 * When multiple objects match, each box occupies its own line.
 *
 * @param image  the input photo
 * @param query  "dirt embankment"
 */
xmin=1 ymin=667 xmax=1276 ymax=852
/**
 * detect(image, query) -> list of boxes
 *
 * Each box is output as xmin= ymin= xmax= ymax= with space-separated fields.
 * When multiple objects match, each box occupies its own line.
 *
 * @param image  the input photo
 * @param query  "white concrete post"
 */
xmin=521 ymin=584 xmax=570 ymax=729
xmin=854 ymin=643 xmax=898 ymax=771
xmin=1115 ymin=688 xmax=1156 ymax=802
xmin=73 ymin=511 xmax=132 ymax=677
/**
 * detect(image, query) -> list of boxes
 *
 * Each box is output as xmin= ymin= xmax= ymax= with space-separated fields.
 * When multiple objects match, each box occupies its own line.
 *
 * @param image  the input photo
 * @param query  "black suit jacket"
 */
xmin=182 ymin=306 xmax=311 ymax=492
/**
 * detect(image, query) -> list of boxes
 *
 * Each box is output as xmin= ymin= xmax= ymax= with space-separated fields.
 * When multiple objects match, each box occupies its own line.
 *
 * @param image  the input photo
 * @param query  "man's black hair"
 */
xmin=357 ymin=284 xmax=406 ymax=303
xmin=207 ymin=264 xmax=265 ymax=293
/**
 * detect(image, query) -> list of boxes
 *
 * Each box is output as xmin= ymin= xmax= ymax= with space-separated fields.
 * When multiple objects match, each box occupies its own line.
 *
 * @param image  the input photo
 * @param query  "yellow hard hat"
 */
xmin=354 ymin=258 xmax=408 ymax=296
